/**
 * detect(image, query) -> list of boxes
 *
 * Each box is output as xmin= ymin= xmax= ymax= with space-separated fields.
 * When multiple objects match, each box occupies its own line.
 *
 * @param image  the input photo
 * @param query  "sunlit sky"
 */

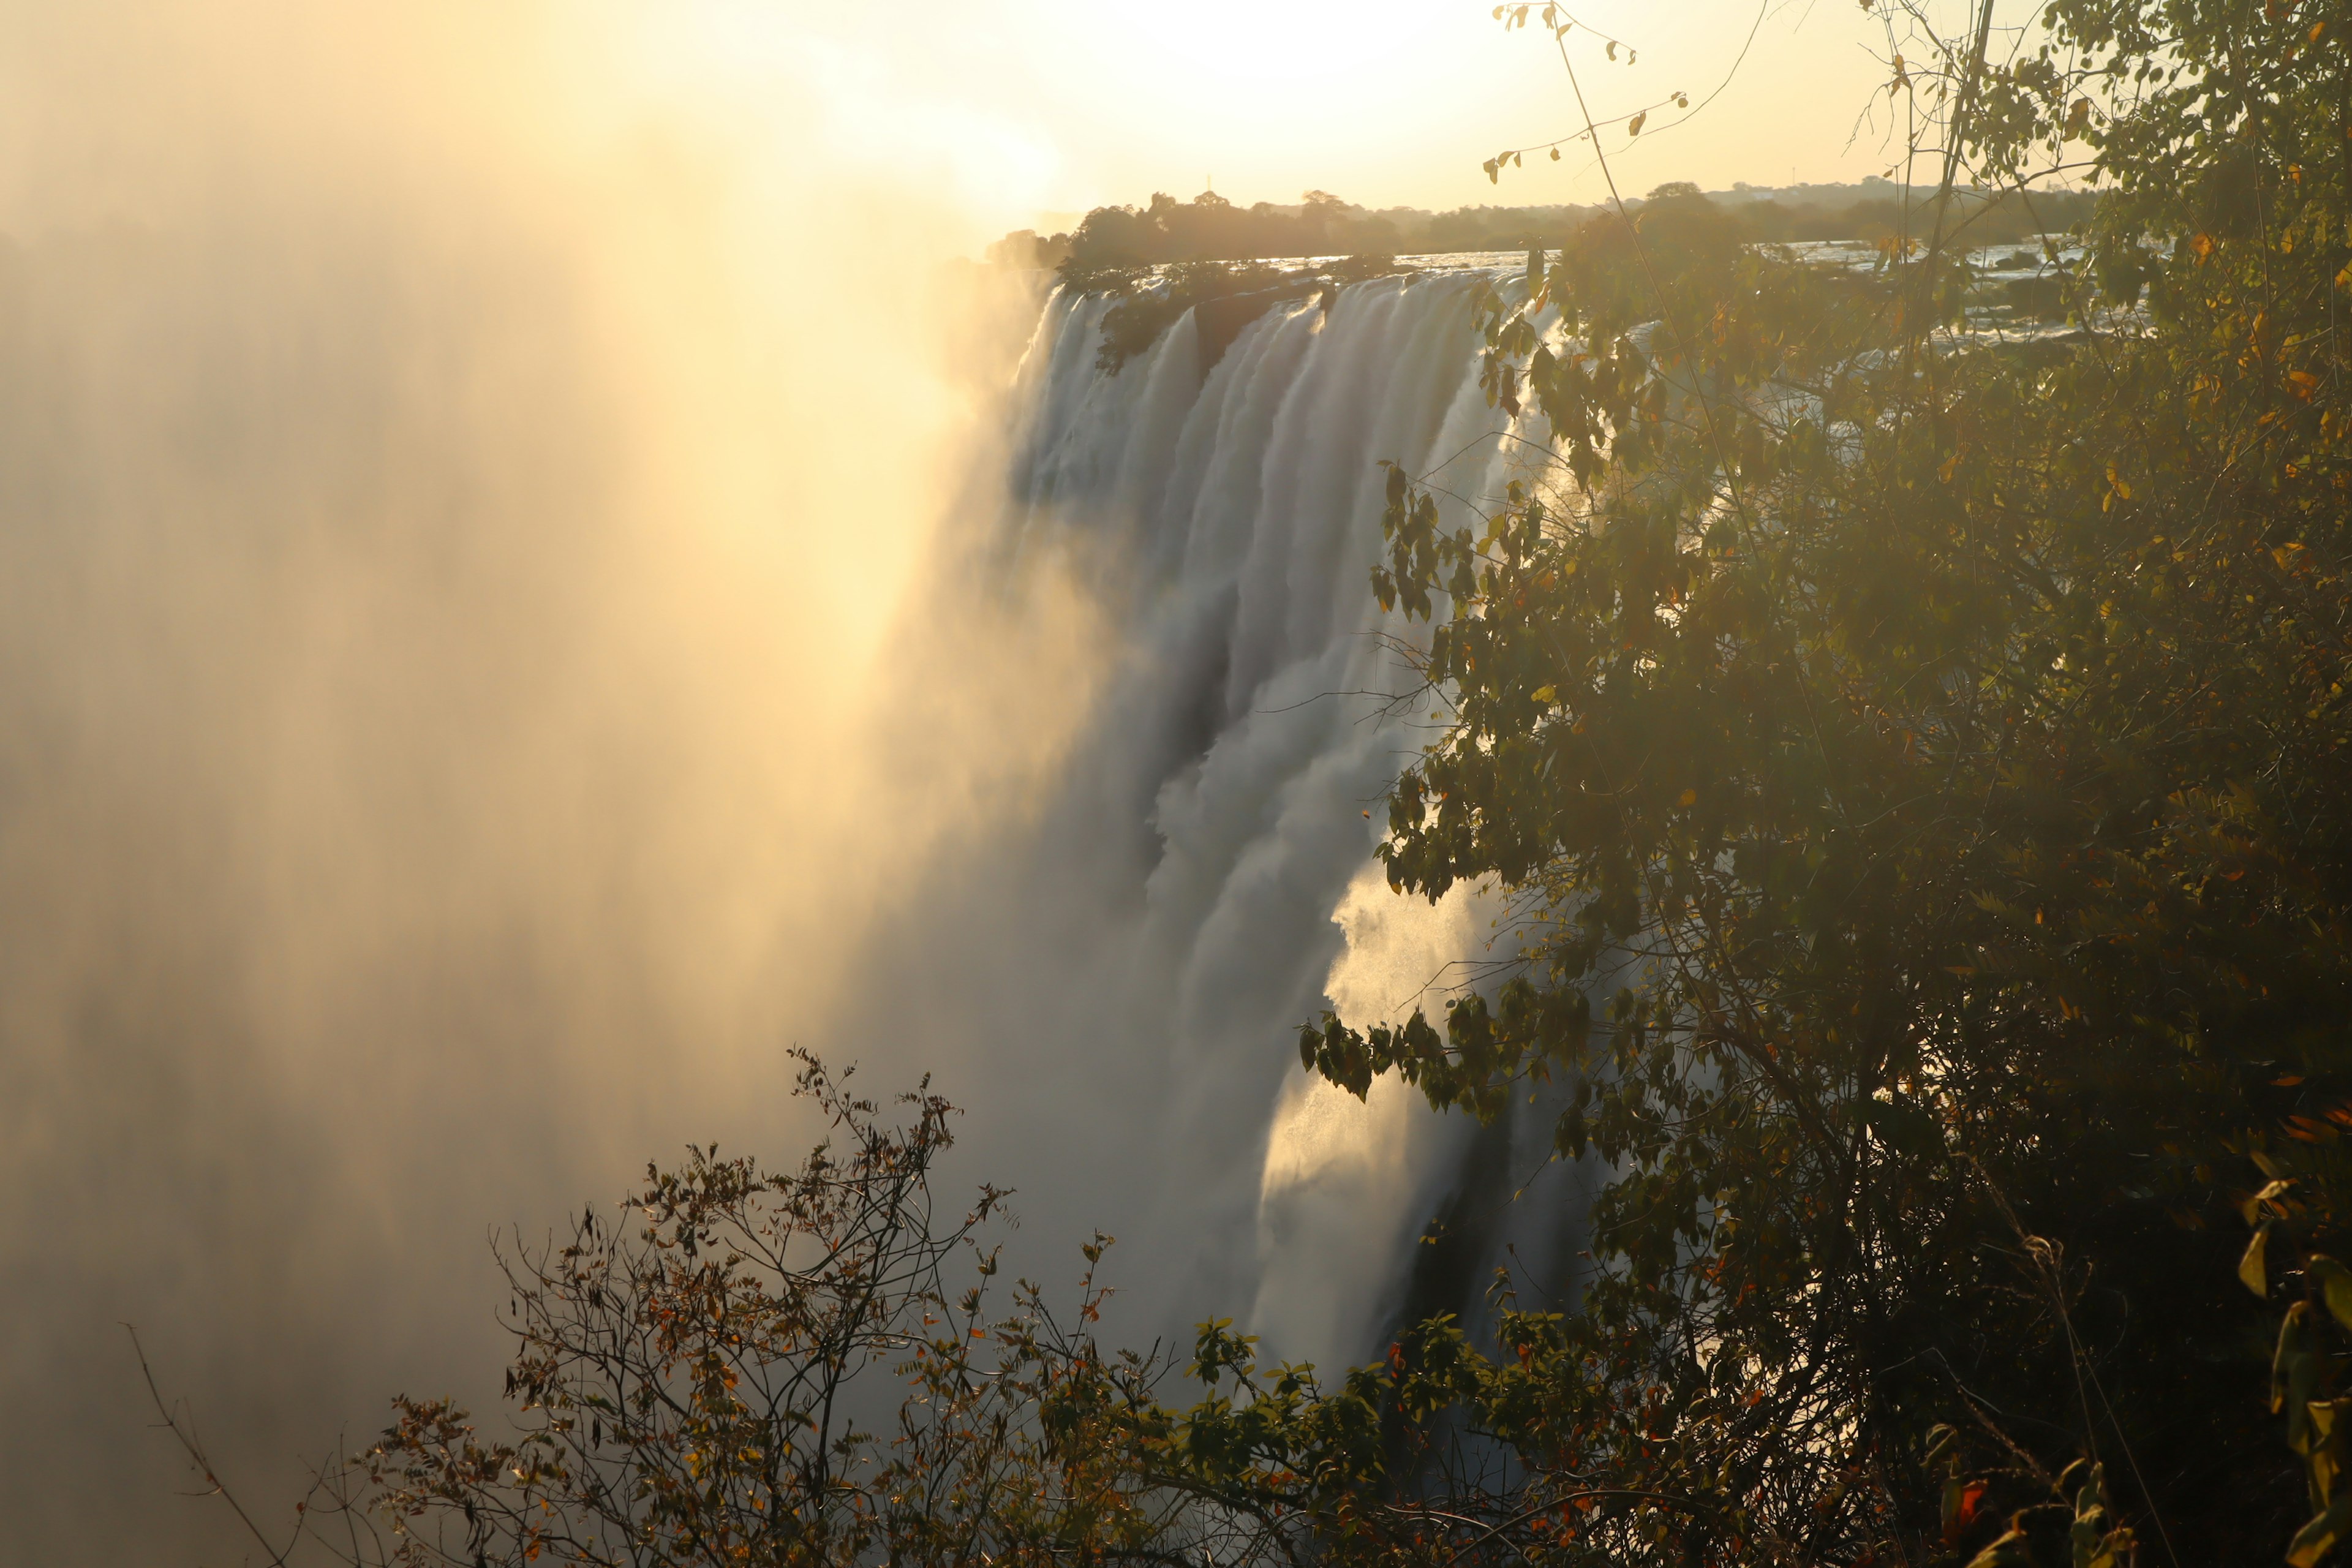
xmin=715 ymin=0 xmax=1963 ymax=243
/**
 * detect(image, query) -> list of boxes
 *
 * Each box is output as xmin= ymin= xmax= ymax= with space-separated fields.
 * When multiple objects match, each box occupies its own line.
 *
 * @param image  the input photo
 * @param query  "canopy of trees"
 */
xmin=1044 ymin=189 xmax=1409 ymax=268
xmin=992 ymin=183 xmax=2100 ymax=271
xmin=1303 ymin=0 xmax=2352 ymax=1558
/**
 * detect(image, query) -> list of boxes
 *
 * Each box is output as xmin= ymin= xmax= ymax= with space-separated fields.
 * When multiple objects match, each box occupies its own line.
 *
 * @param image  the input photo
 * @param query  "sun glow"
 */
xmin=1251 ymin=863 xmax=1493 ymax=1363
xmin=803 ymin=0 xmax=1923 ymax=228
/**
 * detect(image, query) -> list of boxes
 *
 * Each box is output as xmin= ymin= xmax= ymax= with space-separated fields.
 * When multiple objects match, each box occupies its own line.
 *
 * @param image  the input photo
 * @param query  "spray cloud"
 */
xmin=0 ymin=2 xmax=1050 ymax=1558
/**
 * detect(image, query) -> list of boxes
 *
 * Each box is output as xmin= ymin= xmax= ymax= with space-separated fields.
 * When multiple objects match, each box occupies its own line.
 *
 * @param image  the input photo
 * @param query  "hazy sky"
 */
xmin=750 ymin=0 xmax=1932 ymax=235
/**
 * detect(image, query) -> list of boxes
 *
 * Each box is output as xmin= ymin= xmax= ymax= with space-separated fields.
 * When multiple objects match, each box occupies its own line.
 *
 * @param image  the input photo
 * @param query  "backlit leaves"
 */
xmin=1314 ymin=0 xmax=2352 ymax=1555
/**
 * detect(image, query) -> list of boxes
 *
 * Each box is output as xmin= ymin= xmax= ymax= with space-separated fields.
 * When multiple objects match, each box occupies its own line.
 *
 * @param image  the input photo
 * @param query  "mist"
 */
xmin=0 ymin=2 xmax=1558 ymax=1557
xmin=826 ymin=276 xmax=1584 ymax=1403
xmin=0 ymin=2 xmax=1057 ymax=1559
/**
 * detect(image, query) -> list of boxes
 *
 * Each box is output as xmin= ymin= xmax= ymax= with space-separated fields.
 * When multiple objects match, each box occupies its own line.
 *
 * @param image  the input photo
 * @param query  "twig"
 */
xmin=126 ymin=1323 xmax=309 ymax=1568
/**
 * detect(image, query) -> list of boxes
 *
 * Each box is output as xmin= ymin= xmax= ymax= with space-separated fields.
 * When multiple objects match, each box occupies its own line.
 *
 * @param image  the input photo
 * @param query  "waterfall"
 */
xmin=865 ymin=270 xmax=1600 ymax=1371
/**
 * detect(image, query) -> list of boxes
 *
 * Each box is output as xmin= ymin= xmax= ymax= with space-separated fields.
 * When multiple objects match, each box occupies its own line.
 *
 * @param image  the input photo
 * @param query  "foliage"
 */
xmin=1286 ymin=0 xmax=2352 ymax=1561
xmin=1009 ymin=184 xmax=2095 ymax=279
xmin=1053 ymin=189 xmax=1405 ymax=271
xmin=168 ymin=1054 xmax=1298 ymax=1568
xmin=986 ymin=228 xmax=1073 ymax=271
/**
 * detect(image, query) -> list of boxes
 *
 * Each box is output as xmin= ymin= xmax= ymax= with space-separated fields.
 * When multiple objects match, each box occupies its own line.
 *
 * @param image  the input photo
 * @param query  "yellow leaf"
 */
xmin=2242 ymin=1221 xmax=2272 ymax=1297
xmin=1678 ymin=788 xmax=1698 ymax=806
xmin=2242 ymin=1177 xmax=2297 ymax=1224
xmin=2288 ymin=1491 xmax=2352 ymax=1568
xmin=1966 ymin=1528 xmax=2032 ymax=1568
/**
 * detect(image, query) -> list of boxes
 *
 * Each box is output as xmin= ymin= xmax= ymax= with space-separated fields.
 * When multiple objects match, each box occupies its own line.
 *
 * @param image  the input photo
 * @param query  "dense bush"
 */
xmin=1294 ymin=0 xmax=2352 ymax=1559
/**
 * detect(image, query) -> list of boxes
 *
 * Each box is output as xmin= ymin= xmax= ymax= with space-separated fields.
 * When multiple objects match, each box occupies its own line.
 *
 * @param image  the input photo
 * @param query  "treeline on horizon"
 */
xmin=986 ymin=179 xmax=2100 ymax=271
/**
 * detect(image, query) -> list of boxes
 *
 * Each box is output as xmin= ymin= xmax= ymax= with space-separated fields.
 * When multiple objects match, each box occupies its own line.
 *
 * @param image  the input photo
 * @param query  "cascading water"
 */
xmin=866 ymin=268 xmax=1602 ymax=1372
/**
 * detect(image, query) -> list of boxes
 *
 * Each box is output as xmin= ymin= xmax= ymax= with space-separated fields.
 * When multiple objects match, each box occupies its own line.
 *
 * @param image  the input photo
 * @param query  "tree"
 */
xmin=145 ymin=1054 xmax=1298 ymax=1568
xmin=1290 ymin=0 xmax=2352 ymax=1561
